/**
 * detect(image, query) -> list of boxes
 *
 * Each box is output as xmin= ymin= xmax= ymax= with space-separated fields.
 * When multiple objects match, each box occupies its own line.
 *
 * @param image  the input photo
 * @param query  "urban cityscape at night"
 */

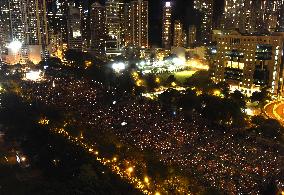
xmin=0 ymin=0 xmax=283 ymax=194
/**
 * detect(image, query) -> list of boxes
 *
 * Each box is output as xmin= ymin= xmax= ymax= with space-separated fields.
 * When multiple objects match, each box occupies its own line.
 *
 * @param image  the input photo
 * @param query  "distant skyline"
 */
xmin=76 ymin=0 xmax=225 ymax=46
xmin=150 ymin=0 xmax=224 ymax=46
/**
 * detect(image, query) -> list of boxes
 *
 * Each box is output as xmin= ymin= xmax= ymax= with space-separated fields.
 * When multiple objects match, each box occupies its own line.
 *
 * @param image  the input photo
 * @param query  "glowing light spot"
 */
xmin=136 ymin=79 xmax=143 ymax=87
xmin=21 ymin=156 xmax=26 ymax=162
xmin=112 ymin=62 xmax=126 ymax=72
xmin=127 ymin=167 xmax=133 ymax=173
xmin=7 ymin=40 xmax=22 ymax=53
xmin=25 ymin=70 xmax=43 ymax=81
xmin=144 ymin=176 xmax=149 ymax=184
xmin=121 ymin=122 xmax=127 ymax=126
xmin=171 ymin=82 xmax=177 ymax=87
xmin=213 ymin=90 xmax=221 ymax=96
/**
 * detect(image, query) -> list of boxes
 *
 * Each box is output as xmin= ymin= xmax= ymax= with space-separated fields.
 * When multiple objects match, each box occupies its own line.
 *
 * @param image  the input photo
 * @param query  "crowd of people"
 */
xmin=21 ymin=76 xmax=283 ymax=194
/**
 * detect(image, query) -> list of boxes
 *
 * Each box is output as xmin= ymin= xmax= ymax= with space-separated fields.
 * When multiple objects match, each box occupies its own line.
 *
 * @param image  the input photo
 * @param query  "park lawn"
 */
xmin=158 ymin=70 xmax=197 ymax=84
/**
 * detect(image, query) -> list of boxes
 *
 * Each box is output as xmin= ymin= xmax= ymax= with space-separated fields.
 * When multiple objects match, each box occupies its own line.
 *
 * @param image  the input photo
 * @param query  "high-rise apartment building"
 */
xmin=7 ymin=0 xmax=26 ymax=42
xmin=222 ymin=0 xmax=256 ymax=33
xmin=105 ymin=0 xmax=125 ymax=56
xmin=173 ymin=20 xmax=183 ymax=47
xmin=129 ymin=0 xmax=148 ymax=48
xmin=162 ymin=2 xmax=172 ymax=49
xmin=188 ymin=25 xmax=197 ymax=47
xmin=262 ymin=0 xmax=280 ymax=32
xmin=48 ymin=0 xmax=68 ymax=14
xmin=212 ymin=31 xmax=284 ymax=95
xmin=79 ymin=2 xmax=90 ymax=52
xmin=67 ymin=4 xmax=82 ymax=51
xmin=25 ymin=0 xmax=49 ymax=62
xmin=0 ymin=1 xmax=11 ymax=57
xmin=277 ymin=1 xmax=284 ymax=32
xmin=47 ymin=13 xmax=66 ymax=39
xmin=1 ymin=0 xmax=48 ymax=45
xmin=131 ymin=0 xmax=149 ymax=48
xmin=223 ymin=0 xmax=284 ymax=33
xmin=90 ymin=2 xmax=106 ymax=56
xmin=46 ymin=0 xmax=69 ymax=60
xmin=25 ymin=0 xmax=49 ymax=46
xmin=0 ymin=0 xmax=49 ymax=64
xmin=222 ymin=0 xmax=243 ymax=30
xmin=0 ymin=20 xmax=5 ymax=56
xmin=183 ymin=30 xmax=188 ymax=48
xmin=239 ymin=0 xmax=255 ymax=33
xmin=124 ymin=0 xmax=149 ymax=49
xmin=47 ymin=0 xmax=68 ymax=43
xmin=49 ymin=32 xmax=64 ymax=59
xmin=194 ymin=0 xmax=213 ymax=44
xmin=124 ymin=3 xmax=132 ymax=47
xmin=252 ymin=0 xmax=269 ymax=33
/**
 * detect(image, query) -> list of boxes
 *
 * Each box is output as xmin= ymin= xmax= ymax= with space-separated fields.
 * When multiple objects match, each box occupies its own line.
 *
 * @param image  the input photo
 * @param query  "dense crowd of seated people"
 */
xmin=21 ymin=76 xmax=283 ymax=194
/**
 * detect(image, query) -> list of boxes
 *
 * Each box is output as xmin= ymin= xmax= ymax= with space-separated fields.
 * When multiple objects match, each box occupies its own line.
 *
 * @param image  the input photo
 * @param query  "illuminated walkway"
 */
xmin=46 ymin=124 xmax=190 ymax=195
xmin=264 ymin=100 xmax=284 ymax=123
xmin=53 ymin=126 xmax=152 ymax=194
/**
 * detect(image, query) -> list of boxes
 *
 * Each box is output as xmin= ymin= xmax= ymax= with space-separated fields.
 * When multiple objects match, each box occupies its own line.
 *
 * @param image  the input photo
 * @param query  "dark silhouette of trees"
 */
xmin=165 ymin=75 xmax=177 ymax=87
xmin=65 ymin=49 xmax=92 ymax=68
xmin=0 ymin=92 xmax=141 ymax=194
xmin=145 ymin=74 xmax=158 ymax=91
xmin=38 ymin=57 xmax=62 ymax=69
xmin=251 ymin=88 xmax=271 ymax=106
xmin=251 ymin=116 xmax=284 ymax=143
xmin=200 ymin=94 xmax=244 ymax=127
xmin=157 ymin=87 xmax=245 ymax=127
xmin=178 ymin=89 xmax=201 ymax=120
xmin=215 ymin=82 xmax=230 ymax=98
xmin=159 ymin=88 xmax=180 ymax=110
xmin=184 ymin=71 xmax=214 ymax=92
xmin=230 ymin=90 xmax=246 ymax=109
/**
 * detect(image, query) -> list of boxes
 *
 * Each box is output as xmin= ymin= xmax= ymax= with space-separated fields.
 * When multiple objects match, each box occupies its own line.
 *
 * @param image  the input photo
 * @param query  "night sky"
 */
xmin=81 ymin=0 xmax=225 ymax=46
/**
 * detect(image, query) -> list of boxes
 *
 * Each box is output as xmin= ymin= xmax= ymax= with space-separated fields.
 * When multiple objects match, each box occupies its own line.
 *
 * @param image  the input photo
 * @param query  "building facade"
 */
xmin=262 ymin=0 xmax=282 ymax=32
xmin=162 ymin=2 xmax=172 ymax=49
xmin=212 ymin=31 xmax=284 ymax=95
xmin=182 ymin=30 xmax=187 ymax=48
xmin=0 ymin=0 xmax=49 ymax=64
xmin=67 ymin=4 xmax=82 ymax=51
xmin=223 ymin=0 xmax=284 ymax=34
xmin=105 ymin=0 xmax=125 ymax=56
xmin=188 ymin=25 xmax=197 ymax=47
xmin=222 ymin=0 xmax=244 ymax=30
xmin=47 ymin=0 xmax=69 ymax=43
xmin=90 ymin=2 xmax=106 ymax=56
xmin=8 ymin=0 xmax=26 ymax=42
xmin=25 ymin=0 xmax=49 ymax=49
xmin=278 ymin=1 xmax=284 ymax=32
xmin=0 ymin=1 xmax=12 ymax=58
xmin=173 ymin=20 xmax=183 ymax=47
xmin=79 ymin=2 xmax=90 ymax=52
xmin=194 ymin=0 xmax=213 ymax=45
xmin=129 ymin=0 xmax=148 ymax=49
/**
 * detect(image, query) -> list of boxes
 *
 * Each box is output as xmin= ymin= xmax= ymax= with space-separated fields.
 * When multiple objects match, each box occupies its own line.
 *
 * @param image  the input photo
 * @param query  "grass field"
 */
xmin=158 ymin=70 xmax=197 ymax=83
